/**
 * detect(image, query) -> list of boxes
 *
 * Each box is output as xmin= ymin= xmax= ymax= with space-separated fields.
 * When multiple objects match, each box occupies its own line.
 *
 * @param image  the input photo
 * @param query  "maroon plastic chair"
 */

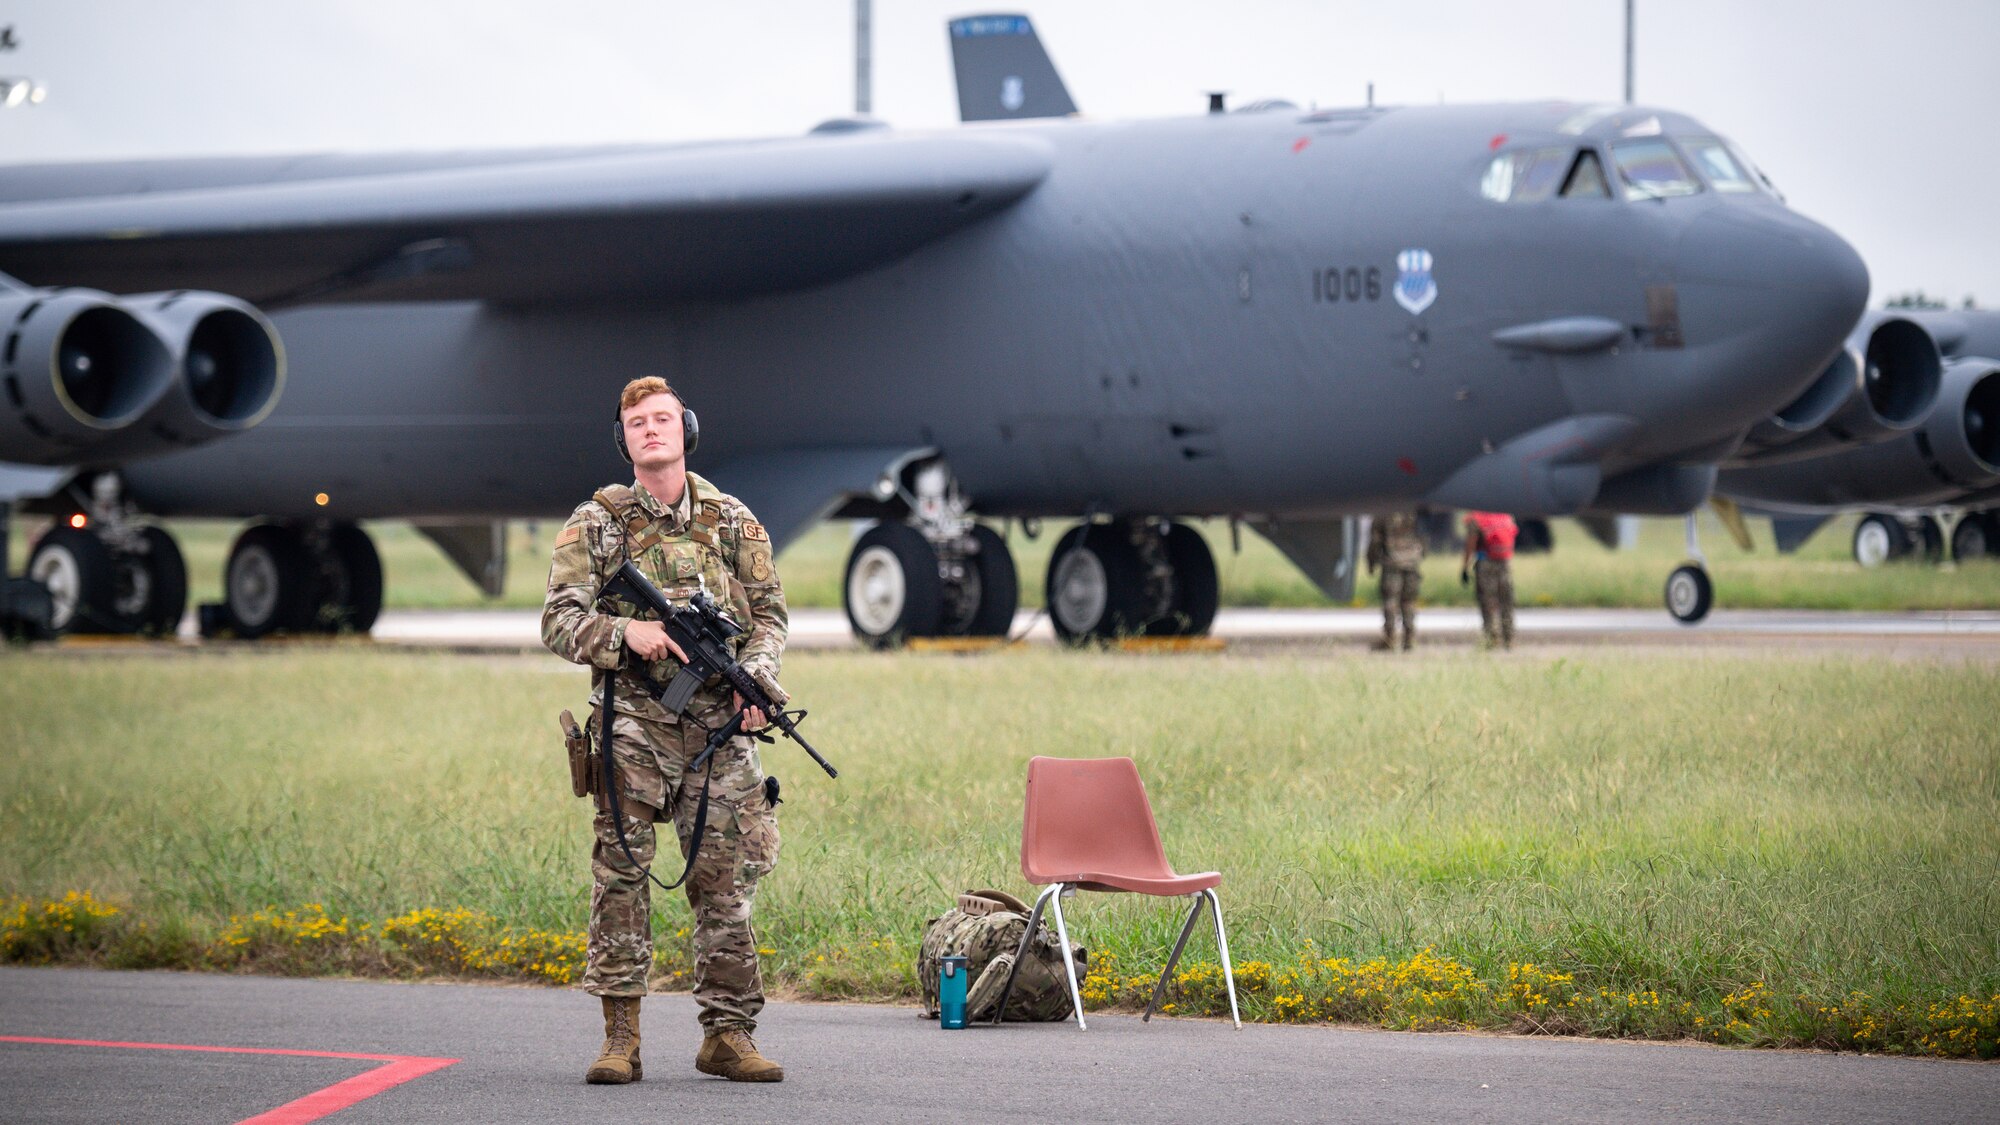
xmin=993 ymin=755 xmax=1242 ymax=1030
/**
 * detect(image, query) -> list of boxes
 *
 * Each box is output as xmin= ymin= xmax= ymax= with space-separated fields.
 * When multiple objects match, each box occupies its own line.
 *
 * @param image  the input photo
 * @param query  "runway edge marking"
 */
xmin=0 ymin=1035 xmax=459 ymax=1124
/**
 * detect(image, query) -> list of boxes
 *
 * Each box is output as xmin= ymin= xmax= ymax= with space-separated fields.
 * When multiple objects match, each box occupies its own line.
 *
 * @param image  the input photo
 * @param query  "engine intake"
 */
xmin=0 ymin=289 xmax=176 ymax=465
xmin=91 ymin=291 xmax=286 ymax=459
xmin=1716 ymin=355 xmax=2000 ymax=508
xmin=0 ymin=287 xmax=284 ymax=466
xmin=1731 ymin=316 xmax=1943 ymax=465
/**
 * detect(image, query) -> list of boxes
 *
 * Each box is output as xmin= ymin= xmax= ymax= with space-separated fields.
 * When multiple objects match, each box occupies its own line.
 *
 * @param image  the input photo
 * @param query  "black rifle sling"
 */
xmin=596 ymin=666 xmax=714 ymax=895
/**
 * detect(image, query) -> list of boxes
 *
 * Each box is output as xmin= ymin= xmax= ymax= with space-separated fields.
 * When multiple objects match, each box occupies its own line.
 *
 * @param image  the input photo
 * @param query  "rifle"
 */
xmin=602 ymin=561 xmax=837 ymax=779
xmin=586 ymin=561 xmax=834 ymax=895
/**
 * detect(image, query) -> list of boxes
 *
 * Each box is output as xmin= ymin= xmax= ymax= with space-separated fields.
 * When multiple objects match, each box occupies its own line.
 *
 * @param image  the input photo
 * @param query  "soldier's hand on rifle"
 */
xmin=624 ymin=620 xmax=689 ymax=664
xmin=733 ymin=695 xmax=768 ymax=732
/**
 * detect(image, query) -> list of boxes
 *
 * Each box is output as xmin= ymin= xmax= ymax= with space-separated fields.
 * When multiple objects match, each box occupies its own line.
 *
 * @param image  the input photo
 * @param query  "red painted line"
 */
xmin=0 ymin=1035 xmax=459 ymax=1124
xmin=235 ymin=1055 xmax=459 ymax=1125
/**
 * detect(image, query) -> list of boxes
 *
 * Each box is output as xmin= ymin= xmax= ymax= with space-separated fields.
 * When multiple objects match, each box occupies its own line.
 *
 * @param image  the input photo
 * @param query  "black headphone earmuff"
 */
xmin=614 ymin=399 xmax=699 ymax=464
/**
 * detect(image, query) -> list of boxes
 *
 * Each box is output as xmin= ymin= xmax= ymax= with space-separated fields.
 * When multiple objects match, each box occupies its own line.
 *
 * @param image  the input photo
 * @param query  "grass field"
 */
xmin=3 ymin=644 xmax=1996 ymax=1056
xmin=11 ymin=510 xmax=2000 ymax=615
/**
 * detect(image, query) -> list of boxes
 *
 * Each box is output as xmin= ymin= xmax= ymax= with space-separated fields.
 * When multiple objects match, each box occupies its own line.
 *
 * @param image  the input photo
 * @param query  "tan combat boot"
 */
xmin=696 ymin=1028 xmax=784 ymax=1082
xmin=585 ymin=996 xmax=642 ymax=1084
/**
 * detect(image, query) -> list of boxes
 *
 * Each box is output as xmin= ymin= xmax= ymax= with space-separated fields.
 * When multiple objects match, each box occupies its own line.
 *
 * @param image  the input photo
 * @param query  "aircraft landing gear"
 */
xmin=841 ymin=459 xmax=1018 ymax=649
xmin=1663 ymin=564 xmax=1713 ymax=624
xmin=22 ymin=475 xmax=188 ymax=637
xmin=1046 ymin=518 xmax=1218 ymax=645
xmin=220 ymin=521 xmax=383 ymax=638
xmin=1663 ymin=513 xmax=1713 ymax=625
xmin=1853 ymin=511 xmax=1946 ymax=567
xmin=1950 ymin=511 xmax=1995 ymax=562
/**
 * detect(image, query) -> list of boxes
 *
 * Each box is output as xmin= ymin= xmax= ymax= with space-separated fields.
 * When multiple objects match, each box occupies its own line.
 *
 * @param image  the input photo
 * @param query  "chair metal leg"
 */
xmin=1047 ymin=884 xmax=1088 ymax=1030
xmin=1143 ymin=893 xmax=1208 ymax=1022
xmin=991 ymin=884 xmax=1058 ymax=1025
xmin=1205 ymin=888 xmax=1242 ymax=1029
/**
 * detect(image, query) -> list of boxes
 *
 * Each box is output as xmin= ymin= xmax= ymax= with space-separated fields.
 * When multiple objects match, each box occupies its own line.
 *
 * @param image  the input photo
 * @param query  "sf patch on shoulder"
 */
xmin=742 ymin=520 xmax=769 ymax=542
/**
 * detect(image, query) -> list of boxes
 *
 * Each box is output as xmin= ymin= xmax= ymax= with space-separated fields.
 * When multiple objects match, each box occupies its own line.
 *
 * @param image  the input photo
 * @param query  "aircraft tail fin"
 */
xmin=948 ymin=14 xmax=1077 ymax=122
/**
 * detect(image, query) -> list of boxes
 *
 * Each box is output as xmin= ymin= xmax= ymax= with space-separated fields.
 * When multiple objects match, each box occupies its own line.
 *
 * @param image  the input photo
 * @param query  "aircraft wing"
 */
xmin=0 ymin=131 xmax=1053 ymax=306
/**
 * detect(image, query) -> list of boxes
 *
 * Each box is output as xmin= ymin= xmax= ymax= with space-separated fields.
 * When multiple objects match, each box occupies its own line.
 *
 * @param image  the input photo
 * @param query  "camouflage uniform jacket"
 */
xmin=542 ymin=471 xmax=787 ymax=723
xmin=1367 ymin=512 xmax=1426 ymax=571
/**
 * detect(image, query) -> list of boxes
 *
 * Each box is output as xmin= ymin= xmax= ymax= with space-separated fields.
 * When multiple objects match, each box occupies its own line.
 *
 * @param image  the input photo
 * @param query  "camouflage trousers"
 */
xmin=584 ymin=708 xmax=781 ymax=1034
xmin=1379 ymin=566 xmax=1422 ymax=645
xmin=1475 ymin=558 xmax=1515 ymax=647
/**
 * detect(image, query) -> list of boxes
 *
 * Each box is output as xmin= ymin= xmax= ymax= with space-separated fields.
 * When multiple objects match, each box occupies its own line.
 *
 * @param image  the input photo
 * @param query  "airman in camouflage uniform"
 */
xmin=543 ymin=377 xmax=789 ymax=1084
xmin=1461 ymin=510 xmax=1518 ymax=650
xmin=1365 ymin=512 xmax=1426 ymax=650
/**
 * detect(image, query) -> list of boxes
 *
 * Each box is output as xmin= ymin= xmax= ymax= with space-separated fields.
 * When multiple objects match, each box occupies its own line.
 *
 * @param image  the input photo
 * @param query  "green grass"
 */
xmin=3 ymin=644 xmax=1996 ymax=1054
xmin=11 ymin=509 xmax=2000 ymax=613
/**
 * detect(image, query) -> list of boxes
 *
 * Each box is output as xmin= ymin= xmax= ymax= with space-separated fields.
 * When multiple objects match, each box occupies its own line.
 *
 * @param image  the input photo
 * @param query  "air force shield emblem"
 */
xmin=1393 ymin=248 xmax=1438 ymax=315
xmin=1001 ymin=75 xmax=1025 ymax=112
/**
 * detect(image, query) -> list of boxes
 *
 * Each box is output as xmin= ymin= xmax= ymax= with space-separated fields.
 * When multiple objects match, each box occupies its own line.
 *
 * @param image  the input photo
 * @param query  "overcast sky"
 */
xmin=3 ymin=0 xmax=1995 ymax=305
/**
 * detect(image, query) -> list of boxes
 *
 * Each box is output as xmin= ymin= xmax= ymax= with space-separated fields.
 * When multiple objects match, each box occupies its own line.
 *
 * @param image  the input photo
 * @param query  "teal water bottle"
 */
xmin=939 ymin=955 xmax=969 ymax=1029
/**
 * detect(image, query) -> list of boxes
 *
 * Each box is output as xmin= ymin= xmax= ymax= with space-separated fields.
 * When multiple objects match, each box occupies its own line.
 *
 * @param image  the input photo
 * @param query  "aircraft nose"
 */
xmin=1678 ymin=205 xmax=1869 ymax=333
xmin=1672 ymin=204 xmax=1870 ymax=417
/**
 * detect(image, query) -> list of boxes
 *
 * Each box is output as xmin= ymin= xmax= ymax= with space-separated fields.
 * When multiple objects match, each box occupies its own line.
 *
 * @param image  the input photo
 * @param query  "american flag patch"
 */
xmin=556 ymin=525 xmax=582 ymax=547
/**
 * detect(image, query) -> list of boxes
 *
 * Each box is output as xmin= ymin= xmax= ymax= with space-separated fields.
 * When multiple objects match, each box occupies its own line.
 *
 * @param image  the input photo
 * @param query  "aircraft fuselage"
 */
xmin=90 ymin=103 xmax=1866 ymax=540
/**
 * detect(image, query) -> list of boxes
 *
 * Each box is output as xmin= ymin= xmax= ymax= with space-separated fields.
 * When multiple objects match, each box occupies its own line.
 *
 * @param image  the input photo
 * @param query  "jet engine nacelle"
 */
xmin=94 ymin=291 xmax=286 ymax=461
xmin=1717 ymin=356 xmax=2000 ymax=508
xmin=1734 ymin=316 xmax=1943 ymax=465
xmin=0 ymin=288 xmax=177 ymax=465
xmin=0 ymin=287 xmax=283 ymax=467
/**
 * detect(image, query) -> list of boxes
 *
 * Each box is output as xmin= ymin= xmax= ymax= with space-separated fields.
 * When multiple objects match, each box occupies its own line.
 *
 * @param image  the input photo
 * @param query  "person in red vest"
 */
xmin=1460 ymin=511 xmax=1518 ymax=650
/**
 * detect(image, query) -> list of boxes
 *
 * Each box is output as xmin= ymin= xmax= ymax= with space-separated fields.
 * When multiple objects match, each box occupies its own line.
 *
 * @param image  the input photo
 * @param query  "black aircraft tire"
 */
xmin=1663 ymin=564 xmax=1713 ymax=625
xmin=844 ymin=522 xmax=943 ymax=650
xmin=225 ymin=523 xmax=315 ymax=639
xmin=1952 ymin=514 xmax=1994 ymax=563
xmin=320 ymin=523 xmax=384 ymax=634
xmin=135 ymin=526 xmax=188 ymax=637
xmin=26 ymin=526 xmax=129 ymax=635
xmin=1047 ymin=523 xmax=1148 ymax=645
xmin=1147 ymin=522 xmax=1218 ymax=637
xmin=1851 ymin=514 xmax=1907 ymax=568
xmin=964 ymin=524 xmax=1019 ymax=637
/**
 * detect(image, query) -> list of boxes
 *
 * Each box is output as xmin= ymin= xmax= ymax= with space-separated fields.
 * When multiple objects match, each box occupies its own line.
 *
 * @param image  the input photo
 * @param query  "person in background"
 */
xmin=1461 ymin=510 xmax=1518 ymax=650
xmin=1365 ymin=511 xmax=1426 ymax=651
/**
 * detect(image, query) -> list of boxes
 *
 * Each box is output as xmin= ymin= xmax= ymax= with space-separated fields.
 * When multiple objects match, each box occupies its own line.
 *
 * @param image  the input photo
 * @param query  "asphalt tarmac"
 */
xmin=3 ymin=967 xmax=1994 ymax=1124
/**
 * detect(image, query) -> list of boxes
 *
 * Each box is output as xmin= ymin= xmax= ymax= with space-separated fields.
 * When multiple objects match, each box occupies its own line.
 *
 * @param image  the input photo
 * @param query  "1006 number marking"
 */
xmin=1314 ymin=266 xmax=1382 ymax=304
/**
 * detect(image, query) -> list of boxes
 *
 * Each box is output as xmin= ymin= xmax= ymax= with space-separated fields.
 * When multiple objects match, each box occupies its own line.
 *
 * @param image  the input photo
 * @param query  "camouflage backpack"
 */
xmin=917 ymin=888 xmax=1085 ymax=1022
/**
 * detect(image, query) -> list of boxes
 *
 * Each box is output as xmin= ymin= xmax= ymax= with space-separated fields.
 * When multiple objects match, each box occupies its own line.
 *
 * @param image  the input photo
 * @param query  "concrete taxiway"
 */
xmin=3 ymin=967 xmax=1994 ymax=1125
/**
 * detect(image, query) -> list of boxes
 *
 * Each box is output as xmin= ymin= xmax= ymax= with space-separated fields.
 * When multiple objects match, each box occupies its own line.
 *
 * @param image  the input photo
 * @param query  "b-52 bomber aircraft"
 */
xmin=0 ymin=13 xmax=1869 ymax=645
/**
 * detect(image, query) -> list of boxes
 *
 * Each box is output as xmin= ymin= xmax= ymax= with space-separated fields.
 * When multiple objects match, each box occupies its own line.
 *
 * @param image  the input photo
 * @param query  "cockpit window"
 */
xmin=1729 ymin=139 xmax=1782 ymax=198
xmin=1479 ymin=147 xmax=1576 ymax=202
xmin=1560 ymin=150 xmax=1611 ymax=198
xmin=1679 ymin=137 xmax=1759 ymax=193
xmin=1610 ymin=140 xmax=1701 ymax=200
